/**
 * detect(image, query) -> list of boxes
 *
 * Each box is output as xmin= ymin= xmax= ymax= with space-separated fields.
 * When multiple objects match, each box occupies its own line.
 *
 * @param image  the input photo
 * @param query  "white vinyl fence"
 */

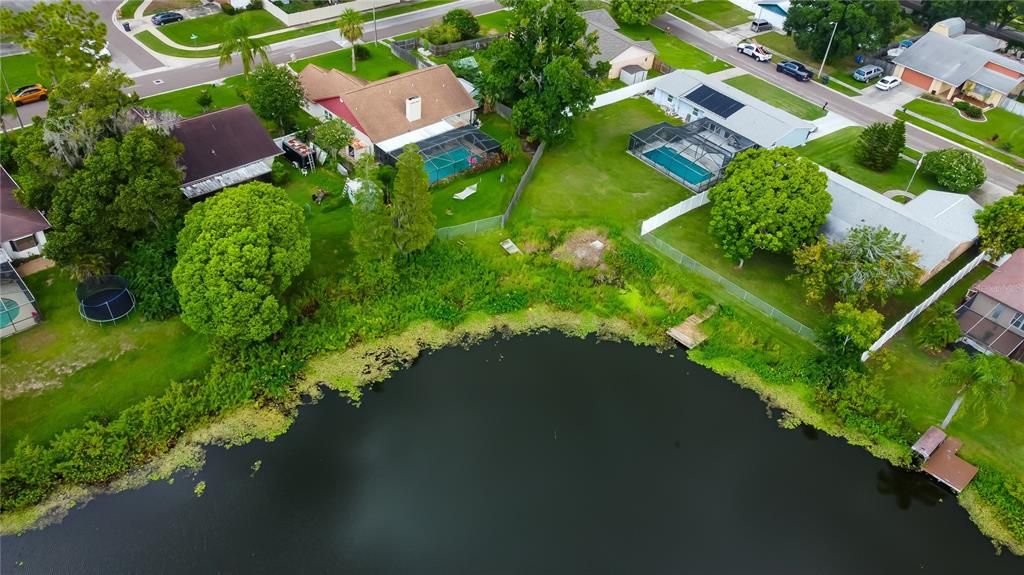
xmin=592 ymin=77 xmax=660 ymax=109
xmin=999 ymin=96 xmax=1024 ymax=118
xmin=861 ymin=252 xmax=987 ymax=361
xmin=639 ymin=191 xmax=709 ymax=235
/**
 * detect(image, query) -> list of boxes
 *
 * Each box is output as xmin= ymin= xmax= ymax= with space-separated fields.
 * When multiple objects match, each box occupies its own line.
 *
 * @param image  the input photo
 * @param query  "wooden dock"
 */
xmin=667 ymin=305 xmax=718 ymax=348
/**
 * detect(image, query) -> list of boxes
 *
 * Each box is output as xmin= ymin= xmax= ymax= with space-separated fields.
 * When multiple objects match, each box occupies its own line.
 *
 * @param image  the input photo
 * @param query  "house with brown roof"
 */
xmin=171 ymin=105 xmax=284 ymax=199
xmin=298 ymin=64 xmax=492 ymax=182
xmin=956 ymin=249 xmax=1024 ymax=361
xmin=1 ymin=165 xmax=50 ymax=261
xmin=912 ymin=426 xmax=978 ymax=493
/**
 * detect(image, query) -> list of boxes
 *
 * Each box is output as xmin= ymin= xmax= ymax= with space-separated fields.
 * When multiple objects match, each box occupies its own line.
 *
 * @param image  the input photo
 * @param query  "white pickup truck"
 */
xmin=736 ymin=42 xmax=773 ymax=62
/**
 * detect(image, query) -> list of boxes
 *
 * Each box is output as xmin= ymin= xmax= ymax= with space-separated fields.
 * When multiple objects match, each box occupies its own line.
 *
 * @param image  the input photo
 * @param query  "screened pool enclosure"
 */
xmin=376 ymin=126 xmax=502 ymax=185
xmin=628 ymin=119 xmax=756 ymax=192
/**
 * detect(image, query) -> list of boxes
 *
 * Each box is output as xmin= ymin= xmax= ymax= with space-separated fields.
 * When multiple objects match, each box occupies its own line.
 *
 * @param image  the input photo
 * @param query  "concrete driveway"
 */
xmin=854 ymin=82 xmax=923 ymax=115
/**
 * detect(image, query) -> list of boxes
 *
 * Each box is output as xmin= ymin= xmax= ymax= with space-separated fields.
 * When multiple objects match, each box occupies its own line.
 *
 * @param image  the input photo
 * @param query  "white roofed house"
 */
xmin=581 ymin=9 xmax=658 ymax=81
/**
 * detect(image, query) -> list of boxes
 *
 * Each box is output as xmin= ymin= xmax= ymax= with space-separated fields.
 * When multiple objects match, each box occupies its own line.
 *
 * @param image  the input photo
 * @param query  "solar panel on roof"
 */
xmin=683 ymin=85 xmax=744 ymax=118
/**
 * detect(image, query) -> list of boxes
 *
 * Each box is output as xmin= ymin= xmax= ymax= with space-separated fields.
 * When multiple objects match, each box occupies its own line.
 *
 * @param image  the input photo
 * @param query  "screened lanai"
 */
xmin=628 ymin=119 xmax=757 ymax=192
xmin=376 ymin=125 xmax=502 ymax=185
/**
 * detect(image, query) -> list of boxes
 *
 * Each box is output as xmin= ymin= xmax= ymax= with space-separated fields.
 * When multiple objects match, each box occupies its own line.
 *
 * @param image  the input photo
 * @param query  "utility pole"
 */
xmin=372 ymin=1 xmax=378 ymax=45
xmin=818 ymin=20 xmax=839 ymax=80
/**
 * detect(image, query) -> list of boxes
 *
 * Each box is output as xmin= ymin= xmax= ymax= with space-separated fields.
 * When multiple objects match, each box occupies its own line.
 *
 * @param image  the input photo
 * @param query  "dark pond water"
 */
xmin=2 ymin=333 xmax=1021 ymax=574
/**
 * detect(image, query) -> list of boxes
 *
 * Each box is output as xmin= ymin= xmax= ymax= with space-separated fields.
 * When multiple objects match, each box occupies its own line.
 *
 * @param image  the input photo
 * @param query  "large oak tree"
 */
xmin=784 ymin=0 xmax=902 ymax=63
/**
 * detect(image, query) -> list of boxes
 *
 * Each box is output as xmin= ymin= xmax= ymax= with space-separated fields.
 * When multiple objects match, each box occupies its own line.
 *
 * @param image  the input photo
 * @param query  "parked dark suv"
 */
xmin=776 ymin=60 xmax=813 ymax=81
xmin=151 ymin=11 xmax=184 ymax=26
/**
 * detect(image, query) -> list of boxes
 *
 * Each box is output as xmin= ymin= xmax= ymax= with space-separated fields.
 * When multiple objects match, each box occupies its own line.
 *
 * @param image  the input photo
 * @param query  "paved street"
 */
xmin=652 ymin=13 xmax=1024 ymax=191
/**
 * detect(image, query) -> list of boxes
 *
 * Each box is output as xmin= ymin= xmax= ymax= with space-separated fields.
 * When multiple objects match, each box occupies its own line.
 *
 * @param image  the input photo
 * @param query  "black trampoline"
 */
xmin=76 ymin=275 xmax=136 ymax=323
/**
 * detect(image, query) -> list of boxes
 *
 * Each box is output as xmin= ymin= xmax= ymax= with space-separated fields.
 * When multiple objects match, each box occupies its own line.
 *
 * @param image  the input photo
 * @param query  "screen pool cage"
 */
xmin=0 ymin=259 xmax=41 ymax=338
xmin=76 ymin=275 xmax=136 ymax=323
xmin=628 ymin=119 xmax=756 ymax=192
xmin=376 ymin=126 xmax=502 ymax=185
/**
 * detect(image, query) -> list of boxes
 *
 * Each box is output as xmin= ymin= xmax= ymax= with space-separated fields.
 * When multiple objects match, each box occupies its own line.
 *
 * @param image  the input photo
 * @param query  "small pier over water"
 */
xmin=667 ymin=305 xmax=718 ymax=348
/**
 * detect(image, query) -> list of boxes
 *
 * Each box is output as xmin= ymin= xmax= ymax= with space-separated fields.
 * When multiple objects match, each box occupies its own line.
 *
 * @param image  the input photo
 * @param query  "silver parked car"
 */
xmin=853 ymin=64 xmax=884 ymax=82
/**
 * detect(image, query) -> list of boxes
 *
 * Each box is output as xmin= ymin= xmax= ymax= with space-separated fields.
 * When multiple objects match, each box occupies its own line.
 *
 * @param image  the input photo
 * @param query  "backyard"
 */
xmin=798 ymin=127 xmax=941 ymax=196
xmin=903 ymin=98 xmax=1024 ymax=158
xmin=0 ymin=268 xmax=210 ymax=460
xmin=672 ymin=0 xmax=753 ymax=31
xmin=724 ymin=74 xmax=825 ymax=120
xmin=616 ymin=22 xmax=731 ymax=74
xmin=514 ymin=98 xmax=691 ymax=227
xmin=289 ymin=43 xmax=415 ymax=81
xmin=159 ymin=10 xmax=285 ymax=47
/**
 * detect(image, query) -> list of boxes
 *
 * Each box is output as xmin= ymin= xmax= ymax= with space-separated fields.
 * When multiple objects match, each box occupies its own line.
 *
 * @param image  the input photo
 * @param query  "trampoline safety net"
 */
xmin=76 ymin=275 xmax=136 ymax=323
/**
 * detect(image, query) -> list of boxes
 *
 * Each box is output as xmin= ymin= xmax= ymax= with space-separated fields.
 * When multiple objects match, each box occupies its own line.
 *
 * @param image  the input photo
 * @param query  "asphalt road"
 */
xmin=651 ymin=13 xmax=1024 ymax=191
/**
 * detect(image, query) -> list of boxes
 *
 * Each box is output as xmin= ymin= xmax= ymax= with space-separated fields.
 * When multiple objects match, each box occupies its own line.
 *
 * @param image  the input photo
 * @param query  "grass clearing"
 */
xmin=798 ymin=126 xmax=941 ymax=195
xmin=289 ymin=43 xmax=415 ymax=81
xmin=674 ymin=0 xmax=753 ymax=30
xmin=515 ymin=98 xmax=691 ymax=227
xmin=160 ymin=11 xmax=284 ymax=47
xmin=476 ymin=10 xmax=511 ymax=34
xmin=0 ymin=53 xmax=44 ymax=90
xmin=617 ymin=22 xmax=731 ymax=74
xmin=0 ymin=268 xmax=211 ymax=459
xmin=904 ymin=98 xmax=1024 ymax=157
xmin=724 ymin=74 xmax=825 ymax=120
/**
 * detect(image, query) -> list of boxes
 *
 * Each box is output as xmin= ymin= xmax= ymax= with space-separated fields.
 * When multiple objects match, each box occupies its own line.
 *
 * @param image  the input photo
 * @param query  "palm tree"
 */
xmin=936 ymin=350 xmax=1020 ymax=427
xmin=337 ymin=9 xmax=364 ymax=72
xmin=218 ymin=19 xmax=269 ymax=77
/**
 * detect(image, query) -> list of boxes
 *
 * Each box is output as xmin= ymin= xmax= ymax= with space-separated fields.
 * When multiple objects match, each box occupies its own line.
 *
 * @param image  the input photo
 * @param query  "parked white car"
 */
xmin=875 ymin=76 xmax=902 ymax=91
xmin=736 ymin=42 xmax=773 ymax=62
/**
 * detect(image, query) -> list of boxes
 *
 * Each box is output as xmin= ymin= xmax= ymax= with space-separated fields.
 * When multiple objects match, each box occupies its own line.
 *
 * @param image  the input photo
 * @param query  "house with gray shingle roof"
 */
xmin=893 ymin=18 xmax=1024 ymax=108
xmin=581 ymin=9 xmax=657 ymax=80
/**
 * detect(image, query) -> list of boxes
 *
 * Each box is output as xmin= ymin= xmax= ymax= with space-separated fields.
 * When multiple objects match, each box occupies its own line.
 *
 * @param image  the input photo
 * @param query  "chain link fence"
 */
xmin=436 ymin=215 xmax=503 ymax=239
xmin=643 ymin=235 xmax=817 ymax=341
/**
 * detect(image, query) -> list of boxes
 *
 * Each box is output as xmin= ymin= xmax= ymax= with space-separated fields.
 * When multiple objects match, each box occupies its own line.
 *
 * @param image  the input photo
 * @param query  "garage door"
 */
xmin=901 ymin=68 xmax=933 ymax=91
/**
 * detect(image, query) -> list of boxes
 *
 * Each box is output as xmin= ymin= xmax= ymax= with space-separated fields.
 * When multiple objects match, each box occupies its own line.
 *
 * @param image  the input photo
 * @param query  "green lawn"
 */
xmin=370 ymin=0 xmax=459 ymax=19
xmin=289 ymin=43 xmax=415 ymax=81
xmin=724 ymin=74 xmax=825 ymax=120
xmin=616 ymin=22 xmax=731 ymax=74
xmin=904 ymin=98 xmax=1024 ymax=158
xmin=895 ymin=110 xmax=1024 ymax=171
xmin=476 ymin=10 xmax=511 ymax=34
xmin=515 ymin=98 xmax=691 ymax=227
xmin=0 ymin=53 xmax=44 ymax=90
xmin=798 ymin=127 xmax=941 ymax=196
xmin=878 ymin=262 xmax=1024 ymax=480
xmin=673 ymin=0 xmax=753 ymax=30
xmin=143 ymin=0 xmax=199 ymax=16
xmin=159 ymin=10 xmax=284 ymax=47
xmin=0 ymin=268 xmax=211 ymax=459
xmin=118 ymin=0 xmax=144 ymax=19
xmin=134 ymin=30 xmax=221 ymax=58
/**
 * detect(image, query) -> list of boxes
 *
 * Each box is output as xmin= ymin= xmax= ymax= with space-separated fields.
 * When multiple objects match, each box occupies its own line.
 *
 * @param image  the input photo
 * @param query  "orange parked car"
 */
xmin=6 ymin=84 xmax=48 ymax=106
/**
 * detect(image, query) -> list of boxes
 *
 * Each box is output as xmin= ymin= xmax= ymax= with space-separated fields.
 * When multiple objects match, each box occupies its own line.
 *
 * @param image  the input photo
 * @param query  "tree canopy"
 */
xmin=854 ymin=120 xmax=905 ymax=171
xmin=218 ymin=17 xmax=269 ymax=76
xmin=43 ymin=127 xmax=187 ymax=272
xmin=443 ymin=8 xmax=480 ymax=40
xmin=936 ymin=350 xmax=1022 ymax=426
xmin=313 ymin=118 xmax=356 ymax=163
xmin=610 ymin=0 xmax=674 ymax=24
xmin=350 ymin=156 xmax=396 ymax=261
xmin=919 ymin=0 xmax=1021 ymax=29
xmin=248 ymin=64 xmax=306 ymax=131
xmin=820 ymin=302 xmax=885 ymax=363
xmin=0 ymin=0 xmax=109 ymax=84
xmin=391 ymin=145 xmax=435 ymax=255
xmin=337 ymin=9 xmax=365 ymax=72
xmin=793 ymin=226 xmax=921 ymax=305
xmin=479 ymin=0 xmax=601 ymax=142
xmin=173 ymin=182 xmax=310 ymax=343
xmin=974 ymin=195 xmax=1024 ymax=258
xmin=784 ymin=0 xmax=903 ymax=62
xmin=921 ymin=148 xmax=986 ymax=193
xmin=707 ymin=148 xmax=831 ymax=264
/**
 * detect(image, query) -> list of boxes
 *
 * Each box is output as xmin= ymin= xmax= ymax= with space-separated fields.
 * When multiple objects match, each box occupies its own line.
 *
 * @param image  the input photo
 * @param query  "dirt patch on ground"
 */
xmin=552 ymin=229 xmax=609 ymax=270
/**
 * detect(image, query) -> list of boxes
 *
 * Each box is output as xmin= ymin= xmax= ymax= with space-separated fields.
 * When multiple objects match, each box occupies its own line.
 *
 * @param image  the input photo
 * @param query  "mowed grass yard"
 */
xmin=877 ymin=263 xmax=1024 ymax=480
xmin=798 ymin=127 xmax=942 ymax=196
xmin=0 ymin=269 xmax=210 ymax=459
xmin=514 ymin=97 xmax=691 ymax=227
xmin=159 ymin=10 xmax=284 ymax=47
xmin=0 ymin=53 xmax=44 ymax=90
xmin=904 ymin=98 xmax=1024 ymax=158
xmin=724 ymin=74 xmax=825 ymax=120
xmin=617 ymin=22 xmax=731 ymax=74
xmin=673 ymin=0 xmax=753 ymax=30
xmin=289 ymin=43 xmax=415 ymax=81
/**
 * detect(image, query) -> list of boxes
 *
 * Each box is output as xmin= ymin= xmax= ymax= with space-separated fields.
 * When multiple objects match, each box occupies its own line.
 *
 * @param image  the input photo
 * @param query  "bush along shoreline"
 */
xmin=1 ymin=226 xmax=1022 ymax=554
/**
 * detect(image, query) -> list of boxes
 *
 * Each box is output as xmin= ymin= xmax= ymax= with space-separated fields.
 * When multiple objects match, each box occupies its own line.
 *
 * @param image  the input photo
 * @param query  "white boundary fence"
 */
xmin=640 ymin=191 xmax=709 ymax=235
xmin=592 ymin=77 xmax=661 ymax=109
xmin=860 ymin=252 xmax=987 ymax=361
xmin=999 ymin=97 xmax=1024 ymax=118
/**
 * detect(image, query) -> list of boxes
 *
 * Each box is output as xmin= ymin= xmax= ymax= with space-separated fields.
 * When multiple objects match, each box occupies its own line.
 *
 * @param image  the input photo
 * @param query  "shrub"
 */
xmin=915 ymin=302 xmax=961 ymax=352
xmin=271 ymin=159 xmax=290 ymax=185
xmin=353 ymin=43 xmax=370 ymax=61
xmin=195 ymin=88 xmax=213 ymax=113
xmin=118 ymin=228 xmax=182 ymax=321
xmin=854 ymin=120 xmax=904 ymax=171
xmin=423 ymin=22 xmax=460 ymax=46
xmin=443 ymin=8 xmax=480 ymax=41
xmin=221 ymin=3 xmax=236 ymax=15
xmin=953 ymin=100 xmax=983 ymax=119
xmin=921 ymin=148 xmax=987 ymax=193
xmin=249 ymin=0 xmax=263 ymax=9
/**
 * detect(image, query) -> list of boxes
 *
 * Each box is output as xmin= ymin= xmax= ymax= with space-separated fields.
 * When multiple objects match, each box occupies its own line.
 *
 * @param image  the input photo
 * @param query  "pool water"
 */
xmin=643 ymin=146 xmax=713 ymax=185
xmin=425 ymin=147 xmax=477 ymax=184
xmin=0 ymin=297 xmax=20 ymax=328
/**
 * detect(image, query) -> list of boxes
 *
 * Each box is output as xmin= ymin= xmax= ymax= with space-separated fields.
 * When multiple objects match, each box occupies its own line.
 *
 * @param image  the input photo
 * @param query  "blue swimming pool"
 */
xmin=425 ymin=147 xmax=478 ymax=184
xmin=643 ymin=147 xmax=713 ymax=186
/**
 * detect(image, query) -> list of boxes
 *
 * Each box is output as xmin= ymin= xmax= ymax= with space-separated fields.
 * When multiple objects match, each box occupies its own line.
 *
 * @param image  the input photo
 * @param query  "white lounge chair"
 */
xmin=453 ymin=183 xmax=478 ymax=200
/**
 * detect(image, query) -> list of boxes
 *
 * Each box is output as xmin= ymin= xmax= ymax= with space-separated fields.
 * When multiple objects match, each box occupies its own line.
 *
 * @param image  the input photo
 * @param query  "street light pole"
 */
xmin=905 ymin=156 xmax=923 ymax=194
xmin=372 ymin=1 xmax=378 ymax=45
xmin=818 ymin=20 xmax=839 ymax=80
